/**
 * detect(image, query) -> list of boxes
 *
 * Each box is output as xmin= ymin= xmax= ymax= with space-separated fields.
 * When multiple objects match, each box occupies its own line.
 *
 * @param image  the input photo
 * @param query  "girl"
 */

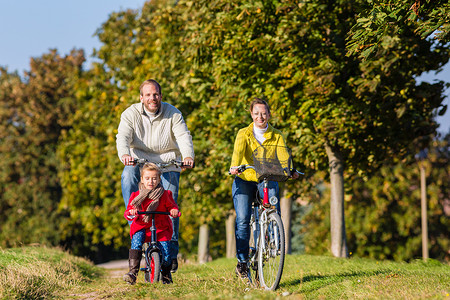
xmin=123 ymin=163 xmax=179 ymax=284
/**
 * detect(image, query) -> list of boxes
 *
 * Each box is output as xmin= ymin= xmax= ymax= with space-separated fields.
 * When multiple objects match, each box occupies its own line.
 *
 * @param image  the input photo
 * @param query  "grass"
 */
xmin=0 ymin=246 xmax=101 ymax=299
xmin=0 ymin=247 xmax=449 ymax=299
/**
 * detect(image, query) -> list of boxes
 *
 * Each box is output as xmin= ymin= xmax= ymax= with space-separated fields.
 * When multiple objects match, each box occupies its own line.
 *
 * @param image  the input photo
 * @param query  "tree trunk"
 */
xmin=226 ymin=211 xmax=236 ymax=258
xmin=280 ymin=188 xmax=292 ymax=254
xmin=325 ymin=143 xmax=348 ymax=258
xmin=198 ymin=224 xmax=210 ymax=263
xmin=419 ymin=162 xmax=429 ymax=261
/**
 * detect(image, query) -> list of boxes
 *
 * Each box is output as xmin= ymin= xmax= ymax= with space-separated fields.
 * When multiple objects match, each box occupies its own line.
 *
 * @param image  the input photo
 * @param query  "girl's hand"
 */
xmin=129 ymin=208 xmax=138 ymax=216
xmin=170 ymin=208 xmax=179 ymax=218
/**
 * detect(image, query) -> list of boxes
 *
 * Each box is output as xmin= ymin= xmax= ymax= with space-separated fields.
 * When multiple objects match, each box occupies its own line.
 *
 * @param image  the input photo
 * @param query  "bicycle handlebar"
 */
xmin=137 ymin=211 xmax=182 ymax=218
xmin=228 ymin=164 xmax=254 ymax=175
xmin=132 ymin=158 xmax=194 ymax=169
xmin=228 ymin=164 xmax=304 ymax=176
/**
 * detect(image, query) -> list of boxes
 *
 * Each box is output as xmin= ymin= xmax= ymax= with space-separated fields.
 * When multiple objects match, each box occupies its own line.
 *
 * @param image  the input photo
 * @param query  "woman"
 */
xmin=229 ymin=98 xmax=298 ymax=278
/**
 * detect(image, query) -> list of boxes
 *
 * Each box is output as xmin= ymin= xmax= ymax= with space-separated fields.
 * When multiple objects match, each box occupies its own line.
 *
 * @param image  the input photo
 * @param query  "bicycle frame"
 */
xmin=248 ymin=178 xmax=278 ymax=277
xmin=137 ymin=211 xmax=180 ymax=283
xmin=145 ymin=213 xmax=161 ymax=254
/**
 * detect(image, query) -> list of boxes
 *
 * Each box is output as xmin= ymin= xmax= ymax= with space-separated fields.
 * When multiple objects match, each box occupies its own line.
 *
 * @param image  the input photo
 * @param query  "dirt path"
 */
xmin=97 ymin=259 xmax=128 ymax=270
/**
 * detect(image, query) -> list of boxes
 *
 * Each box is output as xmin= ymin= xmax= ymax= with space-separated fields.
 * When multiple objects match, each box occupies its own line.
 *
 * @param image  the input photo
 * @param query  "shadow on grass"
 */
xmin=280 ymin=269 xmax=392 ymax=292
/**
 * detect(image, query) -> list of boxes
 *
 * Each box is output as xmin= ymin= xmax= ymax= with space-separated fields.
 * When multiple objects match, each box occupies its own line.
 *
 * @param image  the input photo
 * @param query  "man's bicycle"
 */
xmin=137 ymin=211 xmax=181 ymax=283
xmin=231 ymin=145 xmax=303 ymax=290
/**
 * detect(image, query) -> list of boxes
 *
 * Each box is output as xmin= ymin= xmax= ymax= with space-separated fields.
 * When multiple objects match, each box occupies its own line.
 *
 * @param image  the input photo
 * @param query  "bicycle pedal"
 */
xmin=140 ymin=267 xmax=148 ymax=272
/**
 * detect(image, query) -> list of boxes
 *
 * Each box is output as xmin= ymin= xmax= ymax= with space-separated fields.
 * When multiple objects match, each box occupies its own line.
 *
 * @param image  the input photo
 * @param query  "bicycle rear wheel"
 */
xmin=145 ymin=251 xmax=161 ymax=283
xmin=257 ymin=211 xmax=285 ymax=290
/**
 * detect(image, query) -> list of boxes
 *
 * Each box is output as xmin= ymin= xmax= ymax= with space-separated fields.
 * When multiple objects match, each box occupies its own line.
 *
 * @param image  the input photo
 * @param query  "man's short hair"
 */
xmin=140 ymin=79 xmax=161 ymax=96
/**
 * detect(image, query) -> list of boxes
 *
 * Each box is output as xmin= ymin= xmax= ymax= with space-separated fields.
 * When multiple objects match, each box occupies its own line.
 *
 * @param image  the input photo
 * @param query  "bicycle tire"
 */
xmin=145 ymin=251 xmax=161 ymax=283
xmin=258 ymin=211 xmax=285 ymax=290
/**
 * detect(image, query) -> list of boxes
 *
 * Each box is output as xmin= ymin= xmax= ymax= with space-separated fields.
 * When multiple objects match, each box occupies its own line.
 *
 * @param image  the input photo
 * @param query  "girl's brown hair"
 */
xmin=141 ymin=162 xmax=162 ymax=177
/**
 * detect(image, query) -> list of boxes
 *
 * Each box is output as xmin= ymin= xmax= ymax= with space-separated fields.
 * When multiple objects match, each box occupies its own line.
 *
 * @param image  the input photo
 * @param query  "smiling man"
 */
xmin=116 ymin=79 xmax=194 ymax=273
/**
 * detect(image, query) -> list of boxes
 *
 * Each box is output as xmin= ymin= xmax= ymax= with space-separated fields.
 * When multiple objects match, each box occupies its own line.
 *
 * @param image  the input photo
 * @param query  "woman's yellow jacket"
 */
xmin=230 ymin=122 xmax=288 ymax=182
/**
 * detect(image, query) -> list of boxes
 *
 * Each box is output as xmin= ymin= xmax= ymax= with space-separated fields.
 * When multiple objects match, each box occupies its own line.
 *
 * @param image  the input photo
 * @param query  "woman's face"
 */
xmin=251 ymin=103 xmax=270 ymax=129
xmin=141 ymin=169 xmax=161 ymax=190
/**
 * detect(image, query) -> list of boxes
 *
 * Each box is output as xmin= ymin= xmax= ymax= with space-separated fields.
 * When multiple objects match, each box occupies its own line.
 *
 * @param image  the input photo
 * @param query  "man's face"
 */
xmin=140 ymin=83 xmax=161 ymax=113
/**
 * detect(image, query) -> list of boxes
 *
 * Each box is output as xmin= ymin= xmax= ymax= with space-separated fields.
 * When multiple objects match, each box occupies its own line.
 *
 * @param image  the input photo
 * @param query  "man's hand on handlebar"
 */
xmin=182 ymin=157 xmax=194 ymax=170
xmin=122 ymin=154 xmax=134 ymax=166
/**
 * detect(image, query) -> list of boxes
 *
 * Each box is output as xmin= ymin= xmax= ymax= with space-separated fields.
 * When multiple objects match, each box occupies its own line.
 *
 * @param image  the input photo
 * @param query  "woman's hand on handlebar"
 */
xmin=229 ymin=166 xmax=241 ymax=175
xmin=128 ymin=208 xmax=138 ymax=216
xmin=291 ymin=169 xmax=304 ymax=179
xmin=122 ymin=154 xmax=134 ymax=166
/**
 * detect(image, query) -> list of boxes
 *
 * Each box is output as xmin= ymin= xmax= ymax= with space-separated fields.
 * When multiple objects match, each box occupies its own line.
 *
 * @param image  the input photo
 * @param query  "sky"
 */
xmin=0 ymin=1 xmax=449 ymax=134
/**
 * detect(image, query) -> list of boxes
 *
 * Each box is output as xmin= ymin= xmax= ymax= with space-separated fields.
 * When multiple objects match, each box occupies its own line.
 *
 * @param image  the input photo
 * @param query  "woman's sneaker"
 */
xmin=235 ymin=262 xmax=249 ymax=278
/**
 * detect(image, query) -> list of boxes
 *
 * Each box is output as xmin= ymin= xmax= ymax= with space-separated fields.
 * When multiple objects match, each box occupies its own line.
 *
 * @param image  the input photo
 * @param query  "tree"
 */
xmin=54 ymin=0 xmax=450 ymax=260
xmin=0 ymin=49 xmax=85 ymax=248
xmin=347 ymin=0 xmax=450 ymax=60
xmin=174 ymin=0 xmax=449 ymax=257
xmin=299 ymin=135 xmax=450 ymax=261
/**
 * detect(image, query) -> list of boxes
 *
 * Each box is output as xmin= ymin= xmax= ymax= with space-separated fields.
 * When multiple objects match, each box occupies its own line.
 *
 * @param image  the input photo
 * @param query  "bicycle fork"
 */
xmin=141 ymin=216 xmax=160 ymax=273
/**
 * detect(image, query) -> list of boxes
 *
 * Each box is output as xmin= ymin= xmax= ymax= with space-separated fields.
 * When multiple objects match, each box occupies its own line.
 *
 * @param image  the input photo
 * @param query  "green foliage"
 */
xmin=299 ymin=137 xmax=450 ymax=261
xmin=0 ymin=49 xmax=85 ymax=248
xmin=347 ymin=0 xmax=450 ymax=60
xmin=1 ymin=0 xmax=449 ymax=262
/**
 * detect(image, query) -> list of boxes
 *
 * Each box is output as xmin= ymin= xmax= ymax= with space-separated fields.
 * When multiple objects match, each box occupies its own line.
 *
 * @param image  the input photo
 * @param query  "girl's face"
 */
xmin=141 ymin=169 xmax=161 ymax=189
xmin=251 ymin=103 xmax=270 ymax=129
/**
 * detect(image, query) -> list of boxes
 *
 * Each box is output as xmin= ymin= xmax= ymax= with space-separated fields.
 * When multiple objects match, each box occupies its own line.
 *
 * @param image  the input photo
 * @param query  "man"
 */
xmin=117 ymin=79 xmax=194 ymax=273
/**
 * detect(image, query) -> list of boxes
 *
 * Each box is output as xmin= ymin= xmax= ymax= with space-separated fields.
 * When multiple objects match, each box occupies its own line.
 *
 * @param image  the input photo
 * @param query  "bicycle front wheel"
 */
xmin=145 ymin=251 xmax=161 ymax=283
xmin=257 ymin=211 xmax=285 ymax=290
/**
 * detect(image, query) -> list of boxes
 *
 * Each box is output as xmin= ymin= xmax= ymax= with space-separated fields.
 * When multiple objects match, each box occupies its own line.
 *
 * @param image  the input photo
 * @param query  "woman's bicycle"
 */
xmin=137 ymin=210 xmax=181 ymax=283
xmin=230 ymin=145 xmax=303 ymax=290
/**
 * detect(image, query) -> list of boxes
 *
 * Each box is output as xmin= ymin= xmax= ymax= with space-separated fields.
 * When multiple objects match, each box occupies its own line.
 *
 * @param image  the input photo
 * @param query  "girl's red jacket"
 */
xmin=124 ymin=190 xmax=178 ymax=242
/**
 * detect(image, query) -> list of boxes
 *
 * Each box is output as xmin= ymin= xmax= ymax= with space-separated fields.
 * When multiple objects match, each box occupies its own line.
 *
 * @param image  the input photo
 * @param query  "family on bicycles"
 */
xmin=116 ymin=79 xmax=299 ymax=287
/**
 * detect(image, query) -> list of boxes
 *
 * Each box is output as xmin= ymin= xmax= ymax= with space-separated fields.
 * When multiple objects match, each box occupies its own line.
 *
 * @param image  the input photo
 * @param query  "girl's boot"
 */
xmin=123 ymin=249 xmax=142 ymax=285
xmin=161 ymin=264 xmax=173 ymax=284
